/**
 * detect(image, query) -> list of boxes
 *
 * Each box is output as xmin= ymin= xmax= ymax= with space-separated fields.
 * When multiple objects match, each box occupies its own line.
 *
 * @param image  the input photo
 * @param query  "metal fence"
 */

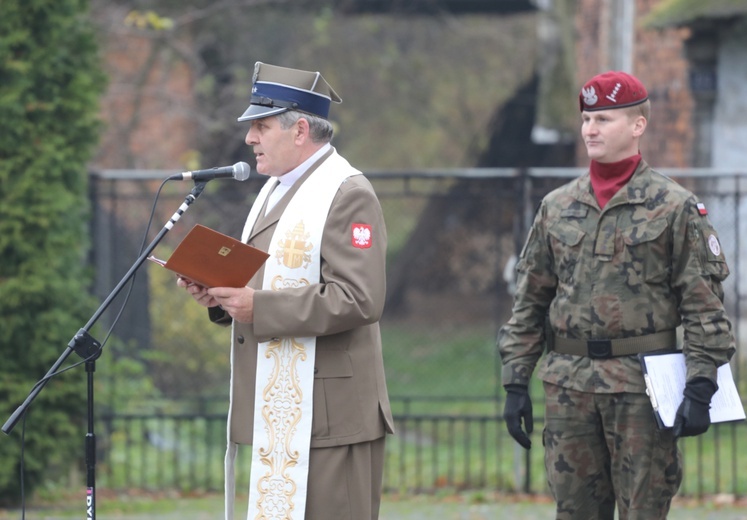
xmin=94 ymin=408 xmax=746 ymax=497
xmin=89 ymin=166 xmax=747 ymax=498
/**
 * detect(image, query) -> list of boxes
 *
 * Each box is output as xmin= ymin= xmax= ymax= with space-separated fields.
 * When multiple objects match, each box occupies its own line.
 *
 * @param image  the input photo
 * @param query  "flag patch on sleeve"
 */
xmin=697 ymin=202 xmax=708 ymax=216
xmin=352 ymin=223 xmax=372 ymax=249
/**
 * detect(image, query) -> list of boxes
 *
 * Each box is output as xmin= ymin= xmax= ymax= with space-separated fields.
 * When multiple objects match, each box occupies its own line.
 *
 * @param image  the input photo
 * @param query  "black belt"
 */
xmin=552 ymin=330 xmax=676 ymax=359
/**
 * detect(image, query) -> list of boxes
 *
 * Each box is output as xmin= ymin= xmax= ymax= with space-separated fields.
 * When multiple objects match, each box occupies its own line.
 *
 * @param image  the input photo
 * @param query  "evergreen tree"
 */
xmin=0 ymin=0 xmax=106 ymax=503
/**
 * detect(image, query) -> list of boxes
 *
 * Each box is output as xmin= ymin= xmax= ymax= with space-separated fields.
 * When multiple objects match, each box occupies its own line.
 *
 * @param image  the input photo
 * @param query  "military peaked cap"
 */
xmin=238 ymin=62 xmax=342 ymax=122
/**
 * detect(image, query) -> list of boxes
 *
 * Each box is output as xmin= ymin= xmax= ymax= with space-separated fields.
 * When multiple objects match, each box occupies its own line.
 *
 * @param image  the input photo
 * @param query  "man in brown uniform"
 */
xmin=498 ymin=71 xmax=735 ymax=519
xmin=179 ymin=62 xmax=394 ymax=520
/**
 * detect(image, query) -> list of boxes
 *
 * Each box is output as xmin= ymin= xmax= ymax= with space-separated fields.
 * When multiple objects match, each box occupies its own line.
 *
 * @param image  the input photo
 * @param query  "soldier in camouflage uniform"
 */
xmin=498 ymin=71 xmax=735 ymax=520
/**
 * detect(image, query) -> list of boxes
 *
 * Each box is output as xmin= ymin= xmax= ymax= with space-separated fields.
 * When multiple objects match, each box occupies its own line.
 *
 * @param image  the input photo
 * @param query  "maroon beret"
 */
xmin=579 ymin=71 xmax=648 ymax=112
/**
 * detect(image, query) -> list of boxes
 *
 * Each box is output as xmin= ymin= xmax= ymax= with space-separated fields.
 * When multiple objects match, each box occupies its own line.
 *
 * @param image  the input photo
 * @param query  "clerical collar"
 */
xmin=277 ymin=143 xmax=331 ymax=187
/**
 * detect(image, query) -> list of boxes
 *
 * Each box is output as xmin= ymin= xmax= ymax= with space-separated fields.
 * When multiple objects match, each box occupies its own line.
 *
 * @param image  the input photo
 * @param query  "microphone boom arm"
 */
xmin=2 ymin=182 xmax=207 ymax=435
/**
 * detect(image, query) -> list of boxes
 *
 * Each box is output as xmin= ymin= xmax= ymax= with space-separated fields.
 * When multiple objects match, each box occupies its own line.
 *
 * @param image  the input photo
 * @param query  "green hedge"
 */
xmin=0 ymin=0 xmax=105 ymax=505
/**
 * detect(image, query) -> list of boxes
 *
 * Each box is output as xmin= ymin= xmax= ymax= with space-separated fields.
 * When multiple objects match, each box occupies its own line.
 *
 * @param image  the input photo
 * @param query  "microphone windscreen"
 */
xmin=234 ymin=162 xmax=251 ymax=181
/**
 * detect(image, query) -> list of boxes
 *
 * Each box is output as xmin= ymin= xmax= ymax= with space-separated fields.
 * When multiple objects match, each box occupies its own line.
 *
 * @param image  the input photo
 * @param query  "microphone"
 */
xmin=169 ymin=162 xmax=251 ymax=182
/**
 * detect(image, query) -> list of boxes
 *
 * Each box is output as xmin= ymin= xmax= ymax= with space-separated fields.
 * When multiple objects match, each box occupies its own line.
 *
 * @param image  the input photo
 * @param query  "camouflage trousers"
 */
xmin=542 ymin=382 xmax=682 ymax=520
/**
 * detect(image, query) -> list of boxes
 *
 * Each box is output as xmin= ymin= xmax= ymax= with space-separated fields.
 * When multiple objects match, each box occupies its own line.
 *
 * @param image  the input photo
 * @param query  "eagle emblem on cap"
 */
xmin=582 ymin=86 xmax=598 ymax=106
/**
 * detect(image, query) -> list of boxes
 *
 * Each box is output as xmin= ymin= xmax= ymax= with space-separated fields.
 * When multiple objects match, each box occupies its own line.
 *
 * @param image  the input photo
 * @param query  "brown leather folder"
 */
xmin=148 ymin=224 xmax=269 ymax=288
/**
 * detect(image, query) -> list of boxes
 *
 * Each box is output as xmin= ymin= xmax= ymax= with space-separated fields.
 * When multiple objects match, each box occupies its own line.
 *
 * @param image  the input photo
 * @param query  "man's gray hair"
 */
xmin=277 ymin=110 xmax=335 ymax=143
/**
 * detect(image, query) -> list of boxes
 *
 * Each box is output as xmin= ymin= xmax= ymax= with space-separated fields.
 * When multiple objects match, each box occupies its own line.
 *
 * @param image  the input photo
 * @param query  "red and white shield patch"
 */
xmin=351 ymin=223 xmax=372 ymax=249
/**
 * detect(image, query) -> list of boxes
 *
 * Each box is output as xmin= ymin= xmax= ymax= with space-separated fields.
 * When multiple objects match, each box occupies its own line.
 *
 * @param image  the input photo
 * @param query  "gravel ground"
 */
xmin=380 ymin=495 xmax=747 ymax=520
xmin=2 ymin=493 xmax=746 ymax=519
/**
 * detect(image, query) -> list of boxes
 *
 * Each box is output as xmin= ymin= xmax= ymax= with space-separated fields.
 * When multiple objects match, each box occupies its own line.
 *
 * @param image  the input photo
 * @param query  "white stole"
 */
xmin=225 ymin=152 xmax=360 ymax=520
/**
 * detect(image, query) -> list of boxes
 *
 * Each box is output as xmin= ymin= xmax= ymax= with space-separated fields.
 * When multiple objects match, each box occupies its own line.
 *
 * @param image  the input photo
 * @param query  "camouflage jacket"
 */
xmin=499 ymin=160 xmax=735 ymax=393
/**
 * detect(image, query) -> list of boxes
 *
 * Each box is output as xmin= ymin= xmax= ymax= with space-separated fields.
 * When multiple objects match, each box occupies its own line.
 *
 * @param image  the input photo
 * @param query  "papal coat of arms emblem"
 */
xmin=276 ymin=221 xmax=313 ymax=269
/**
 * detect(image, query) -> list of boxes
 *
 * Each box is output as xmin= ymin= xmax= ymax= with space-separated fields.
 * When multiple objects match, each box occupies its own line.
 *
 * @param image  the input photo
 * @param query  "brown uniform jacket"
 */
xmin=210 ymin=148 xmax=395 ymax=448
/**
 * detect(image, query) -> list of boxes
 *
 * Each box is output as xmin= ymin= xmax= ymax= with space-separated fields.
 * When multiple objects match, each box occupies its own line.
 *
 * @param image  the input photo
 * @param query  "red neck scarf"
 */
xmin=589 ymin=153 xmax=642 ymax=209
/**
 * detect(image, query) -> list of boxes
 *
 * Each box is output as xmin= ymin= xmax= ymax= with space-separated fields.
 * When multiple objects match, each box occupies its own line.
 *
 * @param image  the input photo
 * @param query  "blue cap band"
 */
xmin=251 ymin=82 xmax=332 ymax=119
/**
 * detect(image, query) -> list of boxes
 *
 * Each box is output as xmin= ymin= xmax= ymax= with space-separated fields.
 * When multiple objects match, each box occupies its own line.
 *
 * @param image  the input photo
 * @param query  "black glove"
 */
xmin=503 ymin=384 xmax=533 ymax=449
xmin=672 ymin=377 xmax=717 ymax=438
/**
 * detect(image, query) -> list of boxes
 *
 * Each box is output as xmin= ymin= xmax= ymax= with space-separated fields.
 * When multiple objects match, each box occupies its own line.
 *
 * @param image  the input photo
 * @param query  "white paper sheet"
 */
xmin=641 ymin=352 xmax=746 ymax=428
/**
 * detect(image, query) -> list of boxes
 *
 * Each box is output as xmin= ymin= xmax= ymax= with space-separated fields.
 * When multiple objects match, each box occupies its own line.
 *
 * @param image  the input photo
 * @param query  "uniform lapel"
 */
xmin=244 ymin=147 xmax=335 ymax=243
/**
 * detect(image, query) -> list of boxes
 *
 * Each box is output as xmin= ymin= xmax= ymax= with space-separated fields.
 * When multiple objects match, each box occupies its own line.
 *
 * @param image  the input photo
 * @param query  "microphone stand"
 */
xmin=2 ymin=181 xmax=208 ymax=520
